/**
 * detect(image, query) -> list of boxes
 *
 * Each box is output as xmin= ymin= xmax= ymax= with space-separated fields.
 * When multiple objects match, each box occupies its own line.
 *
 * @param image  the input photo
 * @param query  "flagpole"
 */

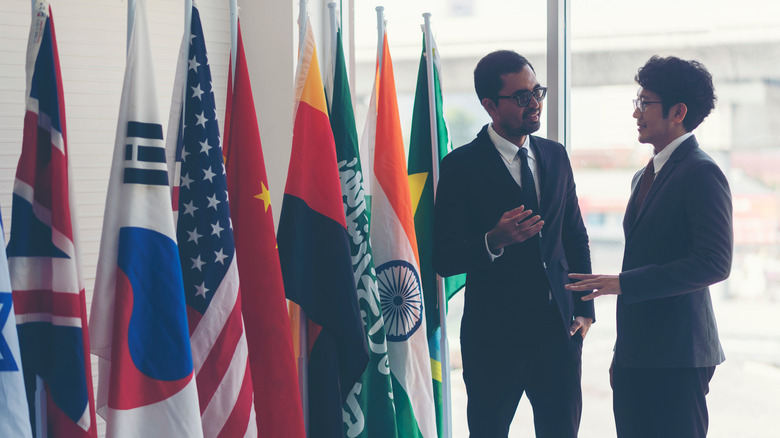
xmin=295 ymin=2 xmax=310 ymax=435
xmin=375 ymin=6 xmax=384 ymax=69
xmin=229 ymin=0 xmax=238 ymax=85
xmin=127 ymin=0 xmax=136 ymax=52
xmin=177 ymin=0 xmax=193 ymax=178
xmin=423 ymin=13 xmax=453 ymax=438
xmin=326 ymin=2 xmax=338 ymax=107
xmin=29 ymin=6 xmax=49 ymax=437
xmin=183 ymin=0 xmax=192 ymax=108
xmin=298 ymin=0 xmax=307 ymax=56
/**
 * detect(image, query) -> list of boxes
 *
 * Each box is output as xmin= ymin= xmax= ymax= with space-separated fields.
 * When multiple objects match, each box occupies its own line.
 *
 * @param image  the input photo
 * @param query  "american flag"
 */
xmin=7 ymin=2 xmax=96 ymax=436
xmin=171 ymin=5 xmax=256 ymax=436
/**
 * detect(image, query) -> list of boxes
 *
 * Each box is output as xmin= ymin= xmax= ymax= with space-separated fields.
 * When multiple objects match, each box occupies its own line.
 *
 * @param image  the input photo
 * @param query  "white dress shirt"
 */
xmin=652 ymin=132 xmax=693 ymax=175
xmin=484 ymin=124 xmax=541 ymax=260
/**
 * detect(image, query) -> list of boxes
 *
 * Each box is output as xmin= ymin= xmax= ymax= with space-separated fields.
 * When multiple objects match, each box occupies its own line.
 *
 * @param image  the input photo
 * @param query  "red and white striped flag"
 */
xmin=166 ymin=4 xmax=257 ymax=437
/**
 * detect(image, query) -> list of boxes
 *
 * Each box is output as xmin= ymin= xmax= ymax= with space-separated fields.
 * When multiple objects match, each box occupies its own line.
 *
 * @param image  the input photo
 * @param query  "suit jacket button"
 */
xmin=543 ymin=262 xmax=547 ymax=269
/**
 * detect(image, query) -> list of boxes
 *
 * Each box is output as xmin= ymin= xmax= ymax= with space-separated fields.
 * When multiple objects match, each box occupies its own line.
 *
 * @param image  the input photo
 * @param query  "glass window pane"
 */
xmin=572 ymin=1 xmax=780 ymax=435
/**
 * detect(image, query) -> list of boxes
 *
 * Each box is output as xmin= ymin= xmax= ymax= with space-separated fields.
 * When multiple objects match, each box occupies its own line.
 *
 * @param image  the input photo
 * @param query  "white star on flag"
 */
xmin=191 ymin=255 xmax=205 ymax=271
xmin=210 ymin=221 xmax=224 ymax=237
xmin=183 ymin=200 xmax=198 ymax=216
xmin=191 ymin=83 xmax=204 ymax=100
xmin=187 ymin=228 xmax=202 ymax=244
xmin=199 ymin=139 xmax=212 ymax=154
xmin=181 ymin=173 xmax=194 ymax=189
xmin=188 ymin=55 xmax=200 ymax=72
xmin=206 ymin=194 xmax=220 ymax=210
xmin=195 ymin=282 xmax=208 ymax=298
xmin=195 ymin=112 xmax=207 ymax=127
xmin=214 ymin=249 xmax=228 ymax=265
xmin=203 ymin=166 xmax=216 ymax=182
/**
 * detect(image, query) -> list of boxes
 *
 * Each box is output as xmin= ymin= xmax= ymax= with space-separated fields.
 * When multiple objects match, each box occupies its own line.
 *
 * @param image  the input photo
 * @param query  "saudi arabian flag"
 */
xmin=326 ymin=27 xmax=399 ymax=438
xmin=407 ymin=31 xmax=465 ymax=438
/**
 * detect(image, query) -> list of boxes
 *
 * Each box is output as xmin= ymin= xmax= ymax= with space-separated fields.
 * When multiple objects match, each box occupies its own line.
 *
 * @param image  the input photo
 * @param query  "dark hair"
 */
xmin=635 ymin=56 xmax=716 ymax=131
xmin=474 ymin=50 xmax=535 ymax=102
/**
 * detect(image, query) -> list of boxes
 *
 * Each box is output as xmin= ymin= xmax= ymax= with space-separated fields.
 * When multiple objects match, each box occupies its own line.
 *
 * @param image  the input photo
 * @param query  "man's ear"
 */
xmin=482 ymin=97 xmax=497 ymax=117
xmin=671 ymin=103 xmax=688 ymax=125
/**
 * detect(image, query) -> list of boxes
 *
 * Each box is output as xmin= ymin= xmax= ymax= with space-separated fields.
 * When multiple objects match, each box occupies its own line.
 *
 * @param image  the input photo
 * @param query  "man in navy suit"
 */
xmin=567 ymin=56 xmax=732 ymax=437
xmin=433 ymin=50 xmax=593 ymax=437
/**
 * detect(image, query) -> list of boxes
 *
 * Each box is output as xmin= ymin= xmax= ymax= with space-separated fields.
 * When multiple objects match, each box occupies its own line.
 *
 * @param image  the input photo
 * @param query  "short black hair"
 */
xmin=635 ymin=56 xmax=716 ymax=132
xmin=474 ymin=50 xmax=535 ymax=102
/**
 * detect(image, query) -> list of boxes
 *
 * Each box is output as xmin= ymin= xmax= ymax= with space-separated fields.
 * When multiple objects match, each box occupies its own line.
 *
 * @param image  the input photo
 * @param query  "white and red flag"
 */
xmin=90 ymin=1 xmax=203 ymax=436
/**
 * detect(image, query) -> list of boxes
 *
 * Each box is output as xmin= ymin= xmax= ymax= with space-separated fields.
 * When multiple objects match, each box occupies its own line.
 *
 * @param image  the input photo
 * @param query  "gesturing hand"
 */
xmin=486 ymin=205 xmax=544 ymax=253
xmin=565 ymin=273 xmax=622 ymax=301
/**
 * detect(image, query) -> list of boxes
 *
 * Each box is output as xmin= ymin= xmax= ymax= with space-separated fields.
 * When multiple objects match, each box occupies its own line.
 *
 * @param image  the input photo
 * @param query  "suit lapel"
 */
xmin=625 ymin=136 xmax=699 ymax=235
xmin=475 ymin=128 xmax=524 ymax=208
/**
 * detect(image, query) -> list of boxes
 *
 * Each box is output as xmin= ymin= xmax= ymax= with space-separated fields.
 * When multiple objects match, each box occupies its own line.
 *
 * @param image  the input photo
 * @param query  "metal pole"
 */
xmin=295 ymin=2 xmax=310 ymax=435
xmin=423 ymin=13 xmax=452 ymax=438
xmin=375 ymin=6 xmax=384 ymax=70
xmin=229 ymin=0 xmax=238 ymax=85
xmin=326 ymin=1 xmax=338 ymax=106
xmin=298 ymin=0 xmax=307 ymax=57
xmin=347 ymin=0 xmax=356 ymax=111
xmin=127 ymin=0 xmax=136 ymax=53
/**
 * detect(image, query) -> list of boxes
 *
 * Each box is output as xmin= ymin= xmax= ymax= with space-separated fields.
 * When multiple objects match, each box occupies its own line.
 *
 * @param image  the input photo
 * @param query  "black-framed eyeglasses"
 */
xmin=497 ymin=87 xmax=547 ymax=107
xmin=632 ymin=99 xmax=662 ymax=112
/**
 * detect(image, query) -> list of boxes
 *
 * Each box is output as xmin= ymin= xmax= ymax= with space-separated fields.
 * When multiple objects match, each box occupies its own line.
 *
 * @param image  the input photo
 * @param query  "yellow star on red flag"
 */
xmin=254 ymin=181 xmax=271 ymax=213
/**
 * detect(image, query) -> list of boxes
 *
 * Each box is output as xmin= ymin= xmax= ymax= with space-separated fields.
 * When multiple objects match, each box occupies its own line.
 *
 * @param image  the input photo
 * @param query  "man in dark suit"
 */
xmin=567 ymin=56 xmax=732 ymax=437
xmin=433 ymin=50 xmax=594 ymax=437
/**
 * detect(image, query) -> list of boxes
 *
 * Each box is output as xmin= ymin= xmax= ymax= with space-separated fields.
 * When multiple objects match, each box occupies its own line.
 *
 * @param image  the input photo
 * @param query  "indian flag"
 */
xmin=364 ymin=23 xmax=437 ymax=438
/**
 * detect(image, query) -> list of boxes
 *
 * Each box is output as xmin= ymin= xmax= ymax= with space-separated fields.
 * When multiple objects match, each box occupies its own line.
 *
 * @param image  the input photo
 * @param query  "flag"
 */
xmin=167 ymin=6 xmax=257 ymax=436
xmin=407 ymin=30 xmax=465 ymax=437
xmin=277 ymin=16 xmax=368 ymax=438
xmin=365 ymin=27 xmax=437 ymax=438
xmin=325 ymin=22 xmax=399 ymax=438
xmin=223 ymin=19 xmax=305 ymax=438
xmin=0 ymin=212 xmax=33 ymax=438
xmin=6 ymin=2 xmax=96 ymax=436
xmin=89 ymin=1 xmax=203 ymax=436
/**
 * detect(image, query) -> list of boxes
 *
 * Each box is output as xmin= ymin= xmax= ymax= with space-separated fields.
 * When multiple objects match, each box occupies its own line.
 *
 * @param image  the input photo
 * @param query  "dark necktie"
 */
xmin=634 ymin=158 xmax=655 ymax=210
xmin=519 ymin=148 xmax=539 ymax=213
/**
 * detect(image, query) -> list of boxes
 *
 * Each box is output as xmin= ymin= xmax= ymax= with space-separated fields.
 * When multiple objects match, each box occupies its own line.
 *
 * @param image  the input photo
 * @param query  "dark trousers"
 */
xmin=461 ymin=305 xmax=583 ymax=438
xmin=613 ymin=362 xmax=716 ymax=438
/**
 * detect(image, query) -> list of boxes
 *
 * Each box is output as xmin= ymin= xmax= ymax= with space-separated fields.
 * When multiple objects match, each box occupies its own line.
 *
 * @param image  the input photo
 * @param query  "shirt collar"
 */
xmin=653 ymin=132 xmax=693 ymax=174
xmin=488 ymin=124 xmax=533 ymax=163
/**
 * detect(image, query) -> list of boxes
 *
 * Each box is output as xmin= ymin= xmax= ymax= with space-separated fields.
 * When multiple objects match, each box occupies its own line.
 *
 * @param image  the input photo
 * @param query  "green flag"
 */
xmin=407 ymin=31 xmax=466 ymax=438
xmin=328 ymin=27 xmax=399 ymax=438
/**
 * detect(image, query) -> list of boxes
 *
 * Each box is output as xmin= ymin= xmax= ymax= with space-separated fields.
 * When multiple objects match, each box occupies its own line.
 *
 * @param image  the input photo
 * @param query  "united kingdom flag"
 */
xmin=6 ymin=1 xmax=97 ymax=436
xmin=167 ymin=4 xmax=257 ymax=436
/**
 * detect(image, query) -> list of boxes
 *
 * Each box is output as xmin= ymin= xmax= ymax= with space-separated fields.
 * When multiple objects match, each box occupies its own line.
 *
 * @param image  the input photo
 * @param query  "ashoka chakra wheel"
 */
xmin=376 ymin=260 xmax=424 ymax=342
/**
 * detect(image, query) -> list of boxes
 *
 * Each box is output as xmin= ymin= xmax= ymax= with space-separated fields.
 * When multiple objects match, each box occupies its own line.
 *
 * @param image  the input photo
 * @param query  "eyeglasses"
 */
xmin=497 ymin=87 xmax=548 ymax=107
xmin=632 ymin=99 xmax=662 ymax=112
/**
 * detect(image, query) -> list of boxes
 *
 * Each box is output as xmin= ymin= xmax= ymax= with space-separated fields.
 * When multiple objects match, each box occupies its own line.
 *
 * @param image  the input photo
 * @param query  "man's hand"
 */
xmin=566 ymin=273 xmax=621 ymax=301
xmin=486 ymin=206 xmax=544 ymax=253
xmin=569 ymin=316 xmax=593 ymax=339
